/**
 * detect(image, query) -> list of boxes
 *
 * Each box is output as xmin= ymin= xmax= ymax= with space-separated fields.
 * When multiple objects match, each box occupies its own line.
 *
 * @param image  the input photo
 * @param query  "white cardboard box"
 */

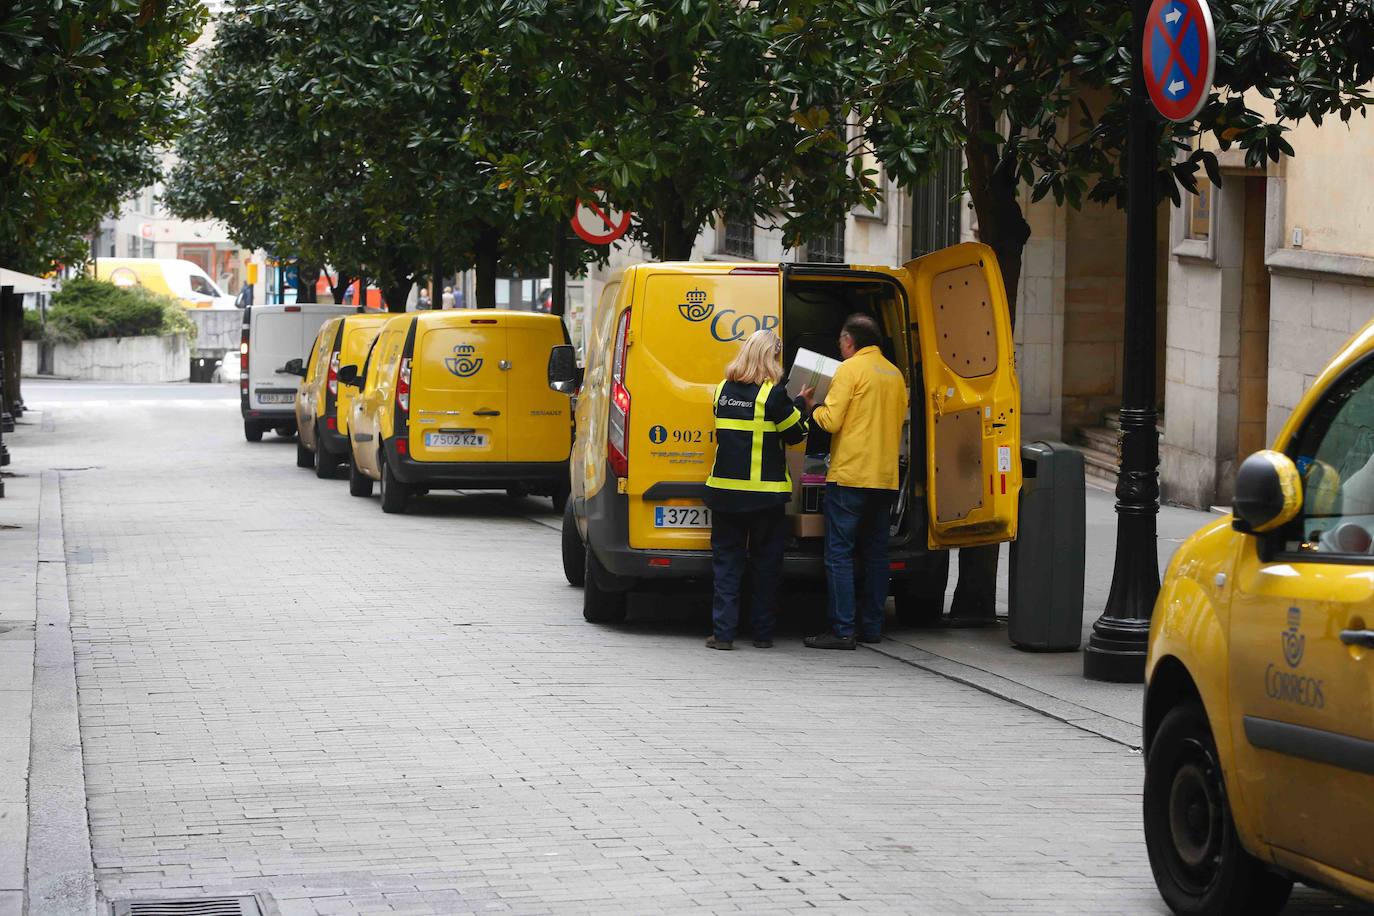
xmin=785 ymin=348 xmax=841 ymax=404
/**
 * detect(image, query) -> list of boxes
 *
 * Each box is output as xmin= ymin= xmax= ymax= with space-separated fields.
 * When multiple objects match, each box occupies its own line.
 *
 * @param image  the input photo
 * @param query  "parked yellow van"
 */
xmin=547 ymin=243 xmax=1021 ymax=623
xmin=90 ymin=257 xmax=234 ymax=308
xmin=1144 ymin=320 xmax=1374 ymax=914
xmin=343 ymin=310 xmax=572 ymax=513
xmin=287 ymin=311 xmax=389 ymax=478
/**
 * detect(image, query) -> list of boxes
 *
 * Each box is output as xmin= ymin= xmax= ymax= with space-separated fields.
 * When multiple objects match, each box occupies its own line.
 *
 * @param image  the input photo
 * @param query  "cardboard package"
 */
xmin=785 ymin=348 xmax=841 ymax=405
xmin=790 ymin=513 xmax=825 ymax=538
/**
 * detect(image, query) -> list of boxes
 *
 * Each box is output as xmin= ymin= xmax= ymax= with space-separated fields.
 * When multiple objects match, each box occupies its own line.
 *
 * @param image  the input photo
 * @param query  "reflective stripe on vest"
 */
xmin=705 ymin=380 xmax=794 ymax=493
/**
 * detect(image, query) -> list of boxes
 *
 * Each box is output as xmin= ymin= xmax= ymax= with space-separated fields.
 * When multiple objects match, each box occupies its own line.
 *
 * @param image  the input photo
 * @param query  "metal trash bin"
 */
xmin=1009 ymin=441 xmax=1085 ymax=651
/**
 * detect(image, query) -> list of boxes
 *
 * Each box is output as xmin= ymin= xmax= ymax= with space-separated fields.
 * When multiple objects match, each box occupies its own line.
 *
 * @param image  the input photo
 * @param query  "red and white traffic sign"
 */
xmin=1142 ymin=0 xmax=1215 ymax=122
xmin=570 ymin=193 xmax=631 ymax=246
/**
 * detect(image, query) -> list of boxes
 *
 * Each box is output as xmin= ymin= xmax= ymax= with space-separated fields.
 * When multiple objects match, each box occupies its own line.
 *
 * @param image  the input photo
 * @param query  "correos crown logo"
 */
xmin=679 ymin=288 xmax=714 ymax=322
xmin=1282 ymin=606 xmax=1305 ymax=668
xmin=445 ymin=344 xmax=483 ymax=378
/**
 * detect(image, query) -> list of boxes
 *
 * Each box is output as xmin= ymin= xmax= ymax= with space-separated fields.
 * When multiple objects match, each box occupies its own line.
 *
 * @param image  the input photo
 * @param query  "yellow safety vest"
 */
xmin=705 ymin=380 xmax=802 ymax=494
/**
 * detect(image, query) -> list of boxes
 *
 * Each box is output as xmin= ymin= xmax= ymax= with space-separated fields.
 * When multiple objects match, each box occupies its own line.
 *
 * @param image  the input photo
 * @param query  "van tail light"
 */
xmin=328 ymin=350 xmax=340 ymax=395
xmin=607 ymin=308 xmax=631 ymax=478
xmin=397 ymin=357 xmax=411 ymax=415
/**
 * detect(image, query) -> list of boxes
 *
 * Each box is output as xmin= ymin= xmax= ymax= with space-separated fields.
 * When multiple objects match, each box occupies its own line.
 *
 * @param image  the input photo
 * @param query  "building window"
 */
xmin=720 ymin=216 xmax=755 ymax=259
xmin=806 ymin=220 xmax=846 ymax=263
xmin=911 ymin=146 xmax=963 ymax=258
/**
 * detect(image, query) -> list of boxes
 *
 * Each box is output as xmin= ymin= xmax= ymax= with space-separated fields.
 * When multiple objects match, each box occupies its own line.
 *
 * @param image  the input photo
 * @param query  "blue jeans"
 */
xmin=823 ymin=484 xmax=893 ymax=639
xmin=710 ymin=506 xmax=786 ymax=642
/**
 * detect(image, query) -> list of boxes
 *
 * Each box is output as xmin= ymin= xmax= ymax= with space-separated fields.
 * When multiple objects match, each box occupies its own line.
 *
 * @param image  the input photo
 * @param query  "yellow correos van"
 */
xmin=1144 ymin=321 xmax=1374 ymax=915
xmin=289 ymin=311 xmax=389 ymax=478
xmin=547 ymin=242 xmax=1022 ymax=624
xmin=343 ymin=310 xmax=572 ymax=513
xmin=90 ymin=257 xmax=234 ymax=308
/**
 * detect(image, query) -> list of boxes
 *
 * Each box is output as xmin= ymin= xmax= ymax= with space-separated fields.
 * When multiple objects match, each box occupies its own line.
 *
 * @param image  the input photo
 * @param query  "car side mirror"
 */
xmin=282 ymin=358 xmax=306 ymax=378
xmin=548 ymin=345 xmax=582 ymax=395
xmin=1233 ymin=450 xmax=1303 ymax=535
xmin=337 ymin=364 xmax=362 ymax=388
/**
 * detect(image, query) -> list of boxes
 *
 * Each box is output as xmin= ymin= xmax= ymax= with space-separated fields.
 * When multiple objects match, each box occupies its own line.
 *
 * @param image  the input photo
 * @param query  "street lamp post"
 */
xmin=1083 ymin=0 xmax=1163 ymax=682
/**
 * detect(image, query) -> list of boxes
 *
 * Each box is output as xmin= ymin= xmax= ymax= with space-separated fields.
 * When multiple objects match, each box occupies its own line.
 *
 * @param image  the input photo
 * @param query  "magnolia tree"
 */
xmin=0 ymin=0 xmax=204 ymax=409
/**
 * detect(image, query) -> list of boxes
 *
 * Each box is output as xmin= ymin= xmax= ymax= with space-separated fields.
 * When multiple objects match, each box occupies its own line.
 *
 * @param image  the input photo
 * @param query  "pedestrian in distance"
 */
xmin=704 ymin=329 xmax=808 ymax=650
xmin=442 ymin=285 xmax=456 ymax=309
xmin=800 ymin=314 xmax=908 ymax=649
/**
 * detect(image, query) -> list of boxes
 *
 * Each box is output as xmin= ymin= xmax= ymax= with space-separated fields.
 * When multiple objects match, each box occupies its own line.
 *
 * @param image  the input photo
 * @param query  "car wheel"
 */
xmin=582 ymin=549 xmax=627 ymax=623
xmin=295 ymin=436 xmax=313 ymax=469
xmin=275 ymin=425 xmax=296 ymax=439
xmin=348 ymin=459 xmax=373 ymax=497
xmin=1144 ymin=701 xmax=1292 ymax=916
xmin=552 ymin=478 xmax=571 ymax=514
xmin=313 ymin=423 xmax=336 ymax=479
xmin=562 ymin=499 xmax=586 ymax=587
xmin=243 ymin=420 xmax=263 ymax=442
xmin=379 ymin=454 xmax=409 ymax=514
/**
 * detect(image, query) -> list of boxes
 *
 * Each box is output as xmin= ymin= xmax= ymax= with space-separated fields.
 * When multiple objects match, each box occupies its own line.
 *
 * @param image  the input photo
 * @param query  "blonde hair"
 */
xmin=724 ymin=329 xmax=783 ymax=385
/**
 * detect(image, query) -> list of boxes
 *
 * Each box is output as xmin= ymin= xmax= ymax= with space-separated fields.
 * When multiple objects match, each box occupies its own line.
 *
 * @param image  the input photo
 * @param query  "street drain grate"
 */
xmin=111 ymin=897 xmax=262 ymax=916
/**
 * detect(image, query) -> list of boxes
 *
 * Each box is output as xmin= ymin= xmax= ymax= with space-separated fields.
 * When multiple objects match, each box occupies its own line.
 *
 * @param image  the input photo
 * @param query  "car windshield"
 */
xmin=189 ymin=273 xmax=223 ymax=297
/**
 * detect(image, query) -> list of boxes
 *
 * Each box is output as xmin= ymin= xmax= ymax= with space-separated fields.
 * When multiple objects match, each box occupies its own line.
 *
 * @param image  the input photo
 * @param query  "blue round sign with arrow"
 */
xmin=1142 ymin=0 xmax=1216 ymax=122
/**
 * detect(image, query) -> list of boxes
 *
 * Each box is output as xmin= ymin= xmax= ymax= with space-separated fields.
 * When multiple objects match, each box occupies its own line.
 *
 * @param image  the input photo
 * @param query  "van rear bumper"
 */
xmin=243 ymin=407 xmax=295 ymax=424
xmin=384 ymin=441 xmax=567 ymax=490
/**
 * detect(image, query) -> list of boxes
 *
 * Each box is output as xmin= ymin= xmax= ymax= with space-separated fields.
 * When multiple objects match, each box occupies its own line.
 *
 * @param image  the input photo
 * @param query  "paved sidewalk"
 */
xmin=0 ymin=452 xmax=41 ymax=916
xmin=880 ymin=485 xmax=1215 ymax=746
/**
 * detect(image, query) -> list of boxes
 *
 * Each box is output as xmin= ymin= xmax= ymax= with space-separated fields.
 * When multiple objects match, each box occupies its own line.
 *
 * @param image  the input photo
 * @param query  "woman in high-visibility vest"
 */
xmin=704 ymin=329 xmax=808 ymax=650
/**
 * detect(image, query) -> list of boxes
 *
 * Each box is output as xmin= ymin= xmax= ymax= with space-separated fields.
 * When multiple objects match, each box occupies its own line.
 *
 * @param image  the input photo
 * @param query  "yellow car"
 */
xmin=342 ymin=310 xmax=572 ymax=513
xmin=546 ymin=243 xmax=1022 ymax=624
xmin=1144 ymin=320 xmax=1374 ymax=913
xmin=287 ymin=312 xmax=389 ymax=478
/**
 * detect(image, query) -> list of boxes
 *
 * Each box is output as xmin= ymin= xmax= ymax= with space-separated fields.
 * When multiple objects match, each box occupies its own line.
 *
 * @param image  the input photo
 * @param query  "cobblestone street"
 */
xmin=9 ymin=380 xmax=1364 ymax=915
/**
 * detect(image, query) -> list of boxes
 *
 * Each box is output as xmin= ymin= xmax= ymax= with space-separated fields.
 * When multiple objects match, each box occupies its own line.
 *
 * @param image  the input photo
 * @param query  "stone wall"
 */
xmin=47 ymin=334 xmax=190 ymax=382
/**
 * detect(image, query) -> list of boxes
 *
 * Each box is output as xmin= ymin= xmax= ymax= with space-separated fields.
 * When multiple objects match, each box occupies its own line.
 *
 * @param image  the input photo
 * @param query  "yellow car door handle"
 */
xmin=474 ymin=409 xmax=501 ymax=417
xmin=1339 ymin=629 xmax=1374 ymax=648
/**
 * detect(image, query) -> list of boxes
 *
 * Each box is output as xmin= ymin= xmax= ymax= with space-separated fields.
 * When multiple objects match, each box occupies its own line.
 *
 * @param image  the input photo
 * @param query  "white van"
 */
xmin=240 ymin=303 xmax=355 ymax=441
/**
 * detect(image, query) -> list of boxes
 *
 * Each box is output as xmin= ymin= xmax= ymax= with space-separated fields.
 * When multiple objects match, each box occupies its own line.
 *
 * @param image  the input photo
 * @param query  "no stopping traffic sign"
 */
xmin=1143 ymin=0 xmax=1216 ymax=122
xmin=570 ymin=193 xmax=632 ymax=246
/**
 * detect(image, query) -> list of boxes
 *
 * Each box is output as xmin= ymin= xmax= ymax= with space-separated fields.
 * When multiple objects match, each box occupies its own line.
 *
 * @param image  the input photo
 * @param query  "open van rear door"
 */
xmin=902 ymin=242 xmax=1021 ymax=548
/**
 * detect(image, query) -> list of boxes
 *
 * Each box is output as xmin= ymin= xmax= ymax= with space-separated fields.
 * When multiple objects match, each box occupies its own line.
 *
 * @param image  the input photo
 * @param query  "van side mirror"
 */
xmin=337 ymin=364 xmax=362 ymax=388
xmin=548 ymin=345 xmax=582 ymax=395
xmin=1233 ymin=450 xmax=1303 ymax=535
xmin=282 ymin=358 xmax=306 ymax=377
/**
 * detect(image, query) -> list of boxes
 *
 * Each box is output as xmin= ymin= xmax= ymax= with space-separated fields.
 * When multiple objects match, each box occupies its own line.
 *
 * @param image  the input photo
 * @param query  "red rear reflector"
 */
xmin=326 ymin=416 xmax=336 ymax=430
xmin=284 ymin=306 xmax=301 ymax=312
xmin=471 ymin=318 xmax=498 ymax=324
xmin=648 ymin=557 xmax=671 ymax=568
xmin=889 ymin=561 xmax=907 ymax=571
xmin=396 ymin=438 xmax=408 ymax=455
xmin=729 ymin=266 xmax=779 ymax=275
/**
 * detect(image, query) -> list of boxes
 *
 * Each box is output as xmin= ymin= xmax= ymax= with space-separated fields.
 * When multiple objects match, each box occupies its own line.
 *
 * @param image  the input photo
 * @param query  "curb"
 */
xmin=863 ymin=638 xmax=1142 ymax=750
xmin=26 ymin=470 xmax=98 ymax=916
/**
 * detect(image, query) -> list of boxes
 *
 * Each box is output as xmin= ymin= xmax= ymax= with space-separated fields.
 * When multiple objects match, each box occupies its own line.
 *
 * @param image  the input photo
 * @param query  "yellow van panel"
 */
xmin=335 ymin=314 xmax=390 ymax=437
xmin=506 ymin=323 xmax=572 ymax=463
xmin=626 ymin=269 xmax=780 ymax=551
xmin=411 ymin=320 xmax=507 ymax=463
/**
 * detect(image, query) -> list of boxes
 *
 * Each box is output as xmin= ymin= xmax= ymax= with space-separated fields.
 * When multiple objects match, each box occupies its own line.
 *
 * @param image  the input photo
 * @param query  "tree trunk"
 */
xmin=296 ymin=264 xmax=320 ymax=304
xmin=382 ymin=277 xmax=412 ymax=314
xmin=550 ymin=221 xmax=566 ymax=318
xmin=944 ymin=93 xmax=1033 ymax=623
xmin=474 ymin=227 xmax=499 ymax=309
xmin=655 ymin=194 xmax=695 ymax=261
xmin=428 ymin=255 xmax=443 ymax=309
xmin=329 ymin=273 xmax=352 ymax=306
xmin=1 ymin=288 xmax=22 ymax=416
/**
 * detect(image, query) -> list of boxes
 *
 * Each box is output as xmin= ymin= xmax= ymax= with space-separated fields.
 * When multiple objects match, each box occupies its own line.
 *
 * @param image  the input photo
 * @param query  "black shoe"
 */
xmin=858 ymin=634 xmax=882 ymax=644
xmin=705 ymin=636 xmax=734 ymax=650
xmin=752 ymin=639 xmax=774 ymax=649
xmin=804 ymin=633 xmax=856 ymax=650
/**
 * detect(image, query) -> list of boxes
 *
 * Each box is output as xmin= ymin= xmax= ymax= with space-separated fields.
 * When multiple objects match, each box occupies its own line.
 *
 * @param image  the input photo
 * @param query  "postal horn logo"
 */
xmin=1282 ymin=606 xmax=1305 ymax=668
xmin=445 ymin=344 xmax=483 ymax=378
xmin=679 ymin=288 xmax=714 ymax=322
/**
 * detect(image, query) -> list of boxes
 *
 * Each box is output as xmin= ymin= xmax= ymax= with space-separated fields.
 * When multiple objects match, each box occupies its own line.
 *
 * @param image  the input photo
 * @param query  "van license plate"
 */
xmin=426 ymin=431 xmax=487 ymax=448
xmin=257 ymin=392 xmax=294 ymax=404
xmin=654 ymin=506 xmax=711 ymax=528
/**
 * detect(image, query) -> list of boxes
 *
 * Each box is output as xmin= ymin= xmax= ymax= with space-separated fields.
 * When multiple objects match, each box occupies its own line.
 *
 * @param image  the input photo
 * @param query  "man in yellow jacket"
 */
xmin=800 ymin=314 xmax=908 ymax=649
